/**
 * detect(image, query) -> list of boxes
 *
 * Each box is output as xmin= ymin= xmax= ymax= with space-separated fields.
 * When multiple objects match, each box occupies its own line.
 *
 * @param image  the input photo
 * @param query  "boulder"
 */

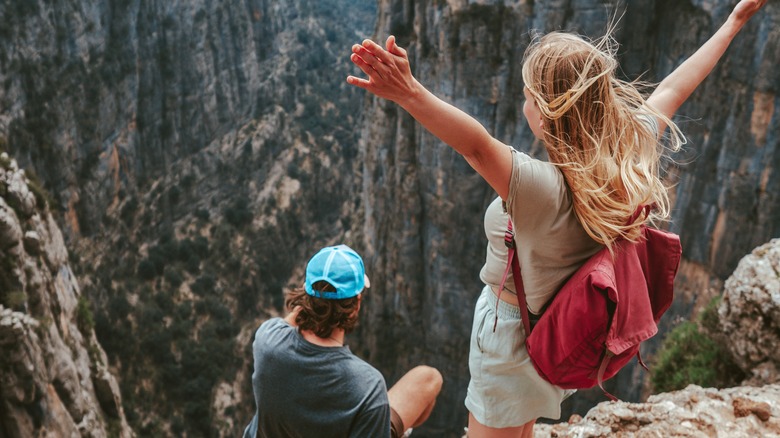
xmin=719 ymin=238 xmax=780 ymax=384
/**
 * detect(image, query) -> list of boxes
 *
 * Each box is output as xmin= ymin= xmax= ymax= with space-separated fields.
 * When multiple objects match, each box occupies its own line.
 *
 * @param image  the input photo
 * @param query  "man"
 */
xmin=244 ymin=244 xmax=443 ymax=438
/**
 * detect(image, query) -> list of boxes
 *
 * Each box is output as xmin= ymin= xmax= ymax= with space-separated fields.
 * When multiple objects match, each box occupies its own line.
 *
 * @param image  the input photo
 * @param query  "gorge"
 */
xmin=0 ymin=0 xmax=778 ymax=437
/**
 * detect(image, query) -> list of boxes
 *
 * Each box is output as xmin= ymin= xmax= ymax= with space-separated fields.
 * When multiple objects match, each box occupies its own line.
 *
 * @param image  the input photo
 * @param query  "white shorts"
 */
xmin=464 ymin=286 xmax=567 ymax=428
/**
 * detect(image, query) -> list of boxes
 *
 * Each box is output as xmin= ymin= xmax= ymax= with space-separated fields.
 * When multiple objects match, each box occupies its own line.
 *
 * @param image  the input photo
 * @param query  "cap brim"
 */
xmin=364 ymin=274 xmax=371 ymax=289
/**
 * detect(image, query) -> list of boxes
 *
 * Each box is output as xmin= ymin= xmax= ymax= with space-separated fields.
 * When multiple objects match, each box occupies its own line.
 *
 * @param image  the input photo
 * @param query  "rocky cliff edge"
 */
xmin=0 ymin=153 xmax=131 ymax=438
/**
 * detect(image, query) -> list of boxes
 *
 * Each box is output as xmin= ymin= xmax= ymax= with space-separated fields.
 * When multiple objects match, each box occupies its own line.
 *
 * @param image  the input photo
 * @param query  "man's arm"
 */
xmin=348 ymin=36 xmax=513 ymax=200
xmin=647 ymin=0 xmax=767 ymax=133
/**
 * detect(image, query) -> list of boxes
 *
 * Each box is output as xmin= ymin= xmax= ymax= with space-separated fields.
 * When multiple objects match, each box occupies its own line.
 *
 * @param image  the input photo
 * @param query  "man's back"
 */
xmin=244 ymin=318 xmax=391 ymax=438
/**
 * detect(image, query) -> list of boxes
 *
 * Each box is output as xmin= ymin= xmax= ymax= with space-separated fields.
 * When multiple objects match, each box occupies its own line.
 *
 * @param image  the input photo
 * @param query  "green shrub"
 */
xmin=190 ymin=273 xmax=216 ymax=297
xmin=76 ymin=296 xmax=95 ymax=334
xmin=194 ymin=208 xmax=210 ymax=221
xmin=3 ymin=290 xmax=27 ymax=310
xmin=108 ymin=295 xmax=131 ymax=320
xmin=120 ymin=198 xmax=139 ymax=226
xmin=154 ymin=289 xmax=175 ymax=314
xmin=652 ymin=297 xmax=745 ymax=393
xmin=224 ymin=196 xmax=253 ymax=228
xmin=137 ymin=259 xmax=159 ymax=280
xmin=25 ymin=169 xmax=54 ymax=210
xmin=163 ymin=265 xmax=184 ymax=288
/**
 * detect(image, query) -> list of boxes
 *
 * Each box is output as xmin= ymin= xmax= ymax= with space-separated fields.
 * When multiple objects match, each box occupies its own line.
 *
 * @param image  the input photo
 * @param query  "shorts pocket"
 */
xmin=475 ymin=309 xmax=489 ymax=353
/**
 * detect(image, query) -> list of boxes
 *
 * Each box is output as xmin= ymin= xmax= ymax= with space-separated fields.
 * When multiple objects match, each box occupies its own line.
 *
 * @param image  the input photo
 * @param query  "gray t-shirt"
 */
xmin=243 ymin=318 xmax=391 ymax=438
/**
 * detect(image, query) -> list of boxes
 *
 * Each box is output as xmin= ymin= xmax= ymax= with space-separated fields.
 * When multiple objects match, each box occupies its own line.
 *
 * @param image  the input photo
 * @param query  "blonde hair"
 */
xmin=521 ymin=30 xmax=684 ymax=250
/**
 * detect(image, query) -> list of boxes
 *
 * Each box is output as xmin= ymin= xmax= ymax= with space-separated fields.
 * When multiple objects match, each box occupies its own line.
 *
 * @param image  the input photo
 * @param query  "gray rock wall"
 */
xmin=3 ymin=1 xmax=379 ymax=435
xmin=0 ymin=154 xmax=131 ymax=437
xmin=1 ymin=0 xmax=778 ymax=436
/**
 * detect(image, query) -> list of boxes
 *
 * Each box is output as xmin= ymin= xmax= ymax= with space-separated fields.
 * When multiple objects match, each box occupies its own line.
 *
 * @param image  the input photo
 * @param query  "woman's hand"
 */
xmin=731 ymin=0 xmax=767 ymax=24
xmin=648 ymin=0 xmax=767 ymax=130
xmin=347 ymin=36 xmax=420 ymax=105
xmin=346 ymin=35 xmax=513 ymax=199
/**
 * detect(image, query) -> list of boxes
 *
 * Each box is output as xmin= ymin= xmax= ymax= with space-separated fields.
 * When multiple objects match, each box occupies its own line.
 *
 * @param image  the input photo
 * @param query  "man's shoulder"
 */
xmin=339 ymin=352 xmax=386 ymax=386
xmin=341 ymin=350 xmax=381 ymax=372
xmin=254 ymin=317 xmax=293 ymax=344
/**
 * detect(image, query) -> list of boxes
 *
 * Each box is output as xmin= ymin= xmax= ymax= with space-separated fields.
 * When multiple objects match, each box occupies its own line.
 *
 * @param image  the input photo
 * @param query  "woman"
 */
xmin=346 ymin=1 xmax=766 ymax=436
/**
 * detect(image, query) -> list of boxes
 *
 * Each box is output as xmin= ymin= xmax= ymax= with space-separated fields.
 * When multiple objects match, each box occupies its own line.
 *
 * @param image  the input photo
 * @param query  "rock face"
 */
xmin=535 ymin=384 xmax=780 ymax=437
xmin=2 ymin=1 xmax=376 ymax=436
xmin=0 ymin=0 xmax=779 ymax=437
xmin=719 ymin=238 xmax=780 ymax=386
xmin=0 ymin=155 xmax=131 ymax=437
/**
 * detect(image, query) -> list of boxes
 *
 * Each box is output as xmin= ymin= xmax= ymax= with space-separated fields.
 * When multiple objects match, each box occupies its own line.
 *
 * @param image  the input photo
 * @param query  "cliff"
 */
xmin=0 ymin=154 xmax=131 ymax=437
xmin=0 ymin=0 xmax=779 ymax=437
xmin=535 ymin=384 xmax=780 ymax=437
xmin=1 ymin=0 xmax=377 ymax=435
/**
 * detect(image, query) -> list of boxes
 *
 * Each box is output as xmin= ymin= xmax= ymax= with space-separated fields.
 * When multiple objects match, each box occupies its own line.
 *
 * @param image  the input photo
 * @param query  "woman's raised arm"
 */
xmin=347 ymin=36 xmax=513 ymax=200
xmin=647 ymin=0 xmax=767 ymax=133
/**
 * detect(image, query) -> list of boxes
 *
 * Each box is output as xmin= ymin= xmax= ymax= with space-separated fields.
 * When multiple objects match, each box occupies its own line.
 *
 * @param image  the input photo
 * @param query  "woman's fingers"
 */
xmin=346 ymin=75 xmax=370 ymax=89
xmin=350 ymin=52 xmax=383 ymax=80
xmin=386 ymin=35 xmax=407 ymax=57
xmin=352 ymin=44 xmax=389 ymax=76
xmin=349 ymin=53 xmax=375 ymax=76
xmin=361 ymin=39 xmax=394 ymax=64
xmin=733 ymin=0 xmax=767 ymax=20
xmin=347 ymin=36 xmax=413 ymax=101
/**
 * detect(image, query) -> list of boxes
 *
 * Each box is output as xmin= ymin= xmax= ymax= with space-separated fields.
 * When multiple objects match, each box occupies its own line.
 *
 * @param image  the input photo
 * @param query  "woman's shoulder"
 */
xmin=511 ymin=149 xmax=562 ymax=180
xmin=505 ymin=148 xmax=573 ymax=230
xmin=508 ymin=149 xmax=567 ymax=201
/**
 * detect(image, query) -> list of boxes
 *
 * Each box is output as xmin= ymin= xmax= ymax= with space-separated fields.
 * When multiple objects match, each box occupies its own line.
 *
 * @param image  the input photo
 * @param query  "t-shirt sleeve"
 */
xmin=505 ymin=149 xmax=564 ymax=231
xmin=349 ymin=405 xmax=391 ymax=438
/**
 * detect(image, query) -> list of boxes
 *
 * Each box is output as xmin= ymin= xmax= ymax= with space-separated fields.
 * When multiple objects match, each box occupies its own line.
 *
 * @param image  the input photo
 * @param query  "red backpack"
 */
xmin=499 ymin=206 xmax=682 ymax=400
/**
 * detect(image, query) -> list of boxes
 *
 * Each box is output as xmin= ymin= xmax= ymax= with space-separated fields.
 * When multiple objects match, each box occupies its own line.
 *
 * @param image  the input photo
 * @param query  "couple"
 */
xmin=245 ymin=1 xmax=766 ymax=436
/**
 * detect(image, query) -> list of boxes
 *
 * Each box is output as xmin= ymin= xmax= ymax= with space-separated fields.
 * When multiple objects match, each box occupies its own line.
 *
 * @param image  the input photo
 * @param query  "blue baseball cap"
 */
xmin=305 ymin=245 xmax=370 ymax=300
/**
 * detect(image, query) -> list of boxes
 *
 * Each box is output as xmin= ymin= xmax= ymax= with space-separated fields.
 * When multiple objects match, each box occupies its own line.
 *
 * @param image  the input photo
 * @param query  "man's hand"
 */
xmin=347 ymin=36 xmax=420 ymax=105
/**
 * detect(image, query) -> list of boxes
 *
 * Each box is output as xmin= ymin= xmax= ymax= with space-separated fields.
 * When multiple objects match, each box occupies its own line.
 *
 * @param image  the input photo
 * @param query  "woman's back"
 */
xmin=480 ymin=150 xmax=602 ymax=313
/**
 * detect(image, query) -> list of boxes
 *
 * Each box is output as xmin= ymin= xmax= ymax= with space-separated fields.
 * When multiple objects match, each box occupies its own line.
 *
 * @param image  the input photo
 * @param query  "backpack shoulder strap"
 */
xmin=512 ymin=244 xmax=532 ymax=337
xmin=497 ymin=219 xmax=532 ymax=337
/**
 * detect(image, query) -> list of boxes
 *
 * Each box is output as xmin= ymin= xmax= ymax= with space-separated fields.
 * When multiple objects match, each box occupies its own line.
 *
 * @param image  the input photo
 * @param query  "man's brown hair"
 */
xmin=285 ymin=281 xmax=360 ymax=338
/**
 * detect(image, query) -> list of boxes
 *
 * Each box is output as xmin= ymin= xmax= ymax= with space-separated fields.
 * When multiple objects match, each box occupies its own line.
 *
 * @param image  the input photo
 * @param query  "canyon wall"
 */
xmin=1 ymin=0 xmax=778 ymax=436
xmin=0 ymin=154 xmax=131 ymax=437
